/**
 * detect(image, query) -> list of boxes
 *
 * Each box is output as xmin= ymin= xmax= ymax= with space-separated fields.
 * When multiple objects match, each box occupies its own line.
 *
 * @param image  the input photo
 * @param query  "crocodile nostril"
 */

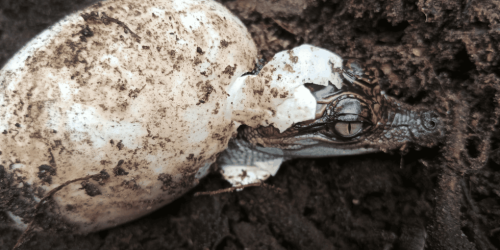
xmin=428 ymin=121 xmax=436 ymax=128
xmin=421 ymin=111 xmax=439 ymax=130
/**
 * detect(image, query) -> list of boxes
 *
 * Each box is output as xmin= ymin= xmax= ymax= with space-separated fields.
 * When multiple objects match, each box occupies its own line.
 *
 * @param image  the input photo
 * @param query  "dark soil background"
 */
xmin=1 ymin=0 xmax=500 ymax=249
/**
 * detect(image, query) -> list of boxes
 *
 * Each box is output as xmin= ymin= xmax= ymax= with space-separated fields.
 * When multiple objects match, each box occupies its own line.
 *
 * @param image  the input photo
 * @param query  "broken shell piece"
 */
xmin=220 ymin=157 xmax=283 ymax=188
xmin=228 ymin=45 xmax=344 ymax=132
xmin=221 ymin=165 xmax=272 ymax=187
xmin=0 ymin=0 xmax=258 ymax=233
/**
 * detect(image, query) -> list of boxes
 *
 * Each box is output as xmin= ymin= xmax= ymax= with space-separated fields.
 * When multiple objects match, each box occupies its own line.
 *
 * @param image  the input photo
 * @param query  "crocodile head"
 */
xmin=239 ymin=59 xmax=445 ymax=158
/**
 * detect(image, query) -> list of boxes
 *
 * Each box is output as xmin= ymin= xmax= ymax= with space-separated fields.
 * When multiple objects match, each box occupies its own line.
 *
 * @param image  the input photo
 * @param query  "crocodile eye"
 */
xmin=334 ymin=121 xmax=363 ymax=137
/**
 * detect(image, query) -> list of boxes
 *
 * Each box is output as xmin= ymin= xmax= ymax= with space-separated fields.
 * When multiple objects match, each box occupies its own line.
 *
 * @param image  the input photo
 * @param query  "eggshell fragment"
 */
xmin=221 ymin=158 xmax=283 ymax=187
xmin=0 ymin=0 xmax=257 ymax=233
xmin=228 ymin=44 xmax=344 ymax=132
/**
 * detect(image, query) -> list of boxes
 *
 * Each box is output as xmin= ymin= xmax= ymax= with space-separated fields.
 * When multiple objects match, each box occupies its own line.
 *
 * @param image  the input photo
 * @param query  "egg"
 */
xmin=0 ymin=0 xmax=261 ymax=233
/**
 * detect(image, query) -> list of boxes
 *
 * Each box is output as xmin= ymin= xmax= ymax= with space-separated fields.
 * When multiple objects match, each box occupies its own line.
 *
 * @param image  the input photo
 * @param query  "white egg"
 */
xmin=0 ymin=0 xmax=259 ymax=233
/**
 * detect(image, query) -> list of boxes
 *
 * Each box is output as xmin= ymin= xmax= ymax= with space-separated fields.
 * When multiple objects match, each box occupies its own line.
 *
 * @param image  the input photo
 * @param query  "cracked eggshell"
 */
xmin=228 ymin=44 xmax=344 ymax=132
xmin=0 ymin=0 xmax=257 ymax=233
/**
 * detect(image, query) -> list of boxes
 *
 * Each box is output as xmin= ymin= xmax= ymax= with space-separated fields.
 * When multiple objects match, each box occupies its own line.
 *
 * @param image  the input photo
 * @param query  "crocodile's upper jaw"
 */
xmin=235 ymin=65 xmax=445 ymax=157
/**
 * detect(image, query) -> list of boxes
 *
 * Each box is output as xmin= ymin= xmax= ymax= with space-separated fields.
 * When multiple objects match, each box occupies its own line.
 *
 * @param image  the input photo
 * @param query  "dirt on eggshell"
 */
xmin=1 ymin=0 xmax=500 ymax=249
xmin=0 ymin=0 xmax=259 ymax=234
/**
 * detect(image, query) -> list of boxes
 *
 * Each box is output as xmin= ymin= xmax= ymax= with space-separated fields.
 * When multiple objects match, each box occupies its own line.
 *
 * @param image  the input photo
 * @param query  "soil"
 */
xmin=1 ymin=0 xmax=500 ymax=249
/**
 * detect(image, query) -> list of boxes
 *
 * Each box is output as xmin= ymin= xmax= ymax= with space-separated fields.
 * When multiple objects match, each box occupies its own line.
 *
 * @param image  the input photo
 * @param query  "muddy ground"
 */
xmin=1 ymin=0 xmax=500 ymax=249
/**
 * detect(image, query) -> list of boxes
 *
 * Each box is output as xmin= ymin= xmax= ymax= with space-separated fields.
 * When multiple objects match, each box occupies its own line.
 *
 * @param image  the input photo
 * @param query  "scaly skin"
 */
xmin=220 ymin=60 xmax=444 ymax=167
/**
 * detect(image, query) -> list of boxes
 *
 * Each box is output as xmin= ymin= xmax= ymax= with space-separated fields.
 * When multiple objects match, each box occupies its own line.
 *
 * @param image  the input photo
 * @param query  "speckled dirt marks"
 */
xmin=0 ymin=0 xmax=259 ymax=233
xmin=1 ymin=0 xmax=500 ymax=249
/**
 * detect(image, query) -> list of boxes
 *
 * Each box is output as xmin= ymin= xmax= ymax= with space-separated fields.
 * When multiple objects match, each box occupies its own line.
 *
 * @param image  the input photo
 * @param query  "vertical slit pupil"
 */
xmin=348 ymin=122 xmax=351 ymax=134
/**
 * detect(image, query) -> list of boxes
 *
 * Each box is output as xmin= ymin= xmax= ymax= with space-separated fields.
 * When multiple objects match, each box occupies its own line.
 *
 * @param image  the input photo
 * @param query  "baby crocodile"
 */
xmin=219 ymin=56 xmax=444 ymax=186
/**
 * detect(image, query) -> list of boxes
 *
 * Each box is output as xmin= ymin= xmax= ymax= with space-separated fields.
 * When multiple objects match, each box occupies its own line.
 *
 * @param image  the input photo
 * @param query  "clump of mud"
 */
xmin=1 ymin=0 xmax=500 ymax=249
